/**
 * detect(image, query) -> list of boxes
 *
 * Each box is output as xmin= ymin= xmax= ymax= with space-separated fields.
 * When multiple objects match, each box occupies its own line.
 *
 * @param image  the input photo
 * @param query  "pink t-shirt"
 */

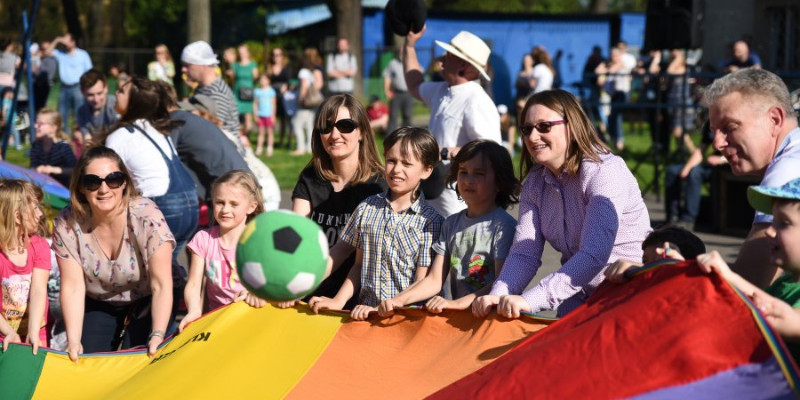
xmin=0 ymin=235 xmax=50 ymax=344
xmin=187 ymin=226 xmax=245 ymax=311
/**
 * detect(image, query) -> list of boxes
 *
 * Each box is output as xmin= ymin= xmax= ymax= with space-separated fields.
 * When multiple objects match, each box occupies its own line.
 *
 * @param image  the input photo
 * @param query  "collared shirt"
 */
xmin=340 ymin=191 xmax=443 ymax=307
xmin=53 ymin=48 xmax=93 ymax=86
xmin=490 ymin=152 xmax=652 ymax=316
xmin=755 ymin=127 xmax=800 ymax=224
xmin=418 ymin=80 xmax=501 ymax=217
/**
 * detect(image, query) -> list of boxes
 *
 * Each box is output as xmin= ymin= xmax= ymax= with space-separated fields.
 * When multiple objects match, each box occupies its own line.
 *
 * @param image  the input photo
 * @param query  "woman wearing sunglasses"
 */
xmin=102 ymin=77 xmax=199 ymax=293
xmin=289 ymin=94 xmax=386 ymax=308
xmin=474 ymin=89 xmax=651 ymax=319
xmin=52 ymin=146 xmax=175 ymax=361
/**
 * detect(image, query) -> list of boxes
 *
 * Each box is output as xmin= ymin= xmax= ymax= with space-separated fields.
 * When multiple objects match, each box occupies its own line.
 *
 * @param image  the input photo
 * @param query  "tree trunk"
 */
xmin=589 ymin=0 xmax=610 ymax=13
xmin=332 ymin=0 xmax=362 ymax=97
xmin=188 ymin=0 xmax=210 ymax=43
xmin=61 ymin=0 xmax=84 ymax=45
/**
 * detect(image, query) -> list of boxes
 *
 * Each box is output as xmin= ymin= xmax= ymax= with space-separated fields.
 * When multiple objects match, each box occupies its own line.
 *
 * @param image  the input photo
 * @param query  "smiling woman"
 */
xmin=474 ymin=89 xmax=652 ymax=318
xmin=52 ymin=146 xmax=175 ymax=361
xmin=290 ymin=94 xmax=386 ymax=307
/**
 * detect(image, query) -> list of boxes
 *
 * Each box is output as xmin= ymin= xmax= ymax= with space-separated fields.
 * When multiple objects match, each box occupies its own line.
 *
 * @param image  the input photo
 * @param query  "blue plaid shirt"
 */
xmin=340 ymin=191 xmax=443 ymax=307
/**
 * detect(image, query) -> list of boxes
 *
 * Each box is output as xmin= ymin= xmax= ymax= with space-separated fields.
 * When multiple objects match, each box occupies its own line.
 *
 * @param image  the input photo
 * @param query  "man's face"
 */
xmin=338 ymin=39 xmax=349 ymax=53
xmin=733 ymin=41 xmax=749 ymax=62
xmin=182 ymin=63 xmax=203 ymax=82
xmin=709 ymin=92 xmax=778 ymax=176
xmin=64 ymin=34 xmax=75 ymax=50
xmin=440 ymin=52 xmax=465 ymax=84
xmin=82 ymin=81 xmax=108 ymax=111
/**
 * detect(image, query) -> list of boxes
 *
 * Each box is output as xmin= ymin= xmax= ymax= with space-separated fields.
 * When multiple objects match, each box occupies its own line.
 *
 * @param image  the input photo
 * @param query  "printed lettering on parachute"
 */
xmin=0 ymin=260 xmax=797 ymax=400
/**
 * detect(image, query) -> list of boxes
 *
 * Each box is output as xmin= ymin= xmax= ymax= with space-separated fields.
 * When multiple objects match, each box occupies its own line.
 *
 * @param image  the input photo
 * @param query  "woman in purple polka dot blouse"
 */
xmin=473 ymin=89 xmax=652 ymax=318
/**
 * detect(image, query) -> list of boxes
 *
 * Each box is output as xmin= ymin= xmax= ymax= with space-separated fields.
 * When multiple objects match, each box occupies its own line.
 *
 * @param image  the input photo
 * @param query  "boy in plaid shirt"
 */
xmin=309 ymin=127 xmax=443 ymax=319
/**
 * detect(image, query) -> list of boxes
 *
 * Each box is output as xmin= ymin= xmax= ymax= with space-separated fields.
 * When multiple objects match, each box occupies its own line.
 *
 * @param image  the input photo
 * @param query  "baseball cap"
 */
xmin=181 ymin=41 xmax=219 ymax=66
xmin=179 ymin=94 xmax=218 ymax=119
xmin=747 ymin=177 xmax=800 ymax=214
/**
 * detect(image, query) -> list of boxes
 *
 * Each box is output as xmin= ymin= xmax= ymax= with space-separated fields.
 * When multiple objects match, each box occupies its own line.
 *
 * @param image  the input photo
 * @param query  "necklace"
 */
xmin=91 ymin=226 xmax=124 ymax=262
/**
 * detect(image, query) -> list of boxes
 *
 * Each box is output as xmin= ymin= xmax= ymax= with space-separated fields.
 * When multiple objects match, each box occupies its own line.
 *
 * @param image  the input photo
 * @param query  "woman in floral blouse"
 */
xmin=53 ymin=146 xmax=175 ymax=361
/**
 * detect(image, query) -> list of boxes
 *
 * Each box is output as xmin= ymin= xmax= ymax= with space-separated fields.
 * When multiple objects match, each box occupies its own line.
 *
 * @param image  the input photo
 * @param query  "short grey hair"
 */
xmin=702 ymin=68 xmax=794 ymax=115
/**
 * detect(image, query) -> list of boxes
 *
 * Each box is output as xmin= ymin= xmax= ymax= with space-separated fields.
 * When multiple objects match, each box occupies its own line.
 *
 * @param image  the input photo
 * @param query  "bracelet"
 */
xmin=148 ymin=330 xmax=165 ymax=340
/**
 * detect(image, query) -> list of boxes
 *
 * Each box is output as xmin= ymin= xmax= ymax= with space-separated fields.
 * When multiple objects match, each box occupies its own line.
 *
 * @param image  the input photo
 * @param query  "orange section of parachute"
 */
xmin=287 ymin=308 xmax=550 ymax=400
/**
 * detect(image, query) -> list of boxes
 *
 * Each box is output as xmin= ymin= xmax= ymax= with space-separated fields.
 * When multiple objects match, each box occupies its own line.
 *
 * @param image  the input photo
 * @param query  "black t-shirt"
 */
xmin=292 ymin=166 xmax=387 ymax=303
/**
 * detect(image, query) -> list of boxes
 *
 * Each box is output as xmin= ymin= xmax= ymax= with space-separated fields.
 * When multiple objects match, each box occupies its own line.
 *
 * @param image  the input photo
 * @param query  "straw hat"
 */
xmin=435 ymin=31 xmax=491 ymax=81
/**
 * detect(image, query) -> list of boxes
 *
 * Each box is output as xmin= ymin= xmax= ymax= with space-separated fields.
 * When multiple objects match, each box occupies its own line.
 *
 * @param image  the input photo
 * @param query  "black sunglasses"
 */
xmin=520 ymin=120 xmax=567 ymax=136
xmin=81 ymin=171 xmax=127 ymax=191
xmin=323 ymin=119 xmax=358 ymax=134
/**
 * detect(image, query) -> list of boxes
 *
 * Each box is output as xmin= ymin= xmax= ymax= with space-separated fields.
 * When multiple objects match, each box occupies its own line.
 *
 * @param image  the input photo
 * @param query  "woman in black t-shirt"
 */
xmin=291 ymin=94 xmax=386 ymax=307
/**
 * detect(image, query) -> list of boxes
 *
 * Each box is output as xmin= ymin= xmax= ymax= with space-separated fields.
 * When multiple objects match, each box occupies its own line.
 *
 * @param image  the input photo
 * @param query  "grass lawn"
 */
xmin=7 ymin=83 xmax=693 ymax=194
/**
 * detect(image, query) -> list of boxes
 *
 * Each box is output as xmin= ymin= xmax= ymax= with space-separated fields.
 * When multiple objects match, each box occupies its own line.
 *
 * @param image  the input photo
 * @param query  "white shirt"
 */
xmin=105 ymin=119 xmax=174 ymax=197
xmin=532 ymin=64 xmax=554 ymax=93
xmin=418 ymin=80 xmax=501 ymax=217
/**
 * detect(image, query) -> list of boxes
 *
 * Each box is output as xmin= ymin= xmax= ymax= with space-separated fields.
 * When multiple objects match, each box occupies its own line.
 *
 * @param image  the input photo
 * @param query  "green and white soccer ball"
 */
xmin=236 ymin=210 xmax=329 ymax=301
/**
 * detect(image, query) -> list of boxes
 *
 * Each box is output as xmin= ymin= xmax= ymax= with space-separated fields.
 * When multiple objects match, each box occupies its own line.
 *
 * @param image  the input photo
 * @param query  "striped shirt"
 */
xmin=196 ymin=78 xmax=240 ymax=134
xmin=490 ymin=153 xmax=651 ymax=316
xmin=340 ymin=191 xmax=443 ymax=307
xmin=29 ymin=140 xmax=76 ymax=187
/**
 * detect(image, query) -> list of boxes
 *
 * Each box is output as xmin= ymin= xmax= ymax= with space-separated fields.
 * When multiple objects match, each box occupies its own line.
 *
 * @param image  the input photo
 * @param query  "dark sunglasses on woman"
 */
xmin=520 ymin=120 xmax=567 ymax=136
xmin=324 ymin=118 xmax=357 ymax=134
xmin=81 ymin=171 xmax=127 ymax=191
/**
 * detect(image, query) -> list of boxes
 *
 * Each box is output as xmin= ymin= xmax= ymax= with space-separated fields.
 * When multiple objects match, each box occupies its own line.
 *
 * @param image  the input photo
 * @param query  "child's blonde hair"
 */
xmin=211 ymin=170 xmax=264 ymax=222
xmin=37 ymin=108 xmax=71 ymax=142
xmin=0 ymin=179 xmax=47 ymax=251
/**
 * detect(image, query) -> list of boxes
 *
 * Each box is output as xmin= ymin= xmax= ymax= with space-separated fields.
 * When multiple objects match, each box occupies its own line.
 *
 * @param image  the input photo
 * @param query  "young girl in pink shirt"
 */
xmin=0 ymin=179 xmax=50 ymax=353
xmin=179 ymin=170 xmax=264 ymax=331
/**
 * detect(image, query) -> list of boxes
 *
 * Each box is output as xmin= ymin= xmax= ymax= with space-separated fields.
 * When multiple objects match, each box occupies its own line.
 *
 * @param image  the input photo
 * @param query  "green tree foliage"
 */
xmin=427 ymin=0 xmax=645 ymax=13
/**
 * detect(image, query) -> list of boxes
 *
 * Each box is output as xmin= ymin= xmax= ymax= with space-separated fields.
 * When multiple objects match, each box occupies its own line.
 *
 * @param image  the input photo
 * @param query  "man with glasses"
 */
xmin=76 ymin=69 xmax=119 ymax=147
xmin=703 ymin=68 xmax=800 ymax=289
xmin=403 ymin=27 xmax=501 ymax=217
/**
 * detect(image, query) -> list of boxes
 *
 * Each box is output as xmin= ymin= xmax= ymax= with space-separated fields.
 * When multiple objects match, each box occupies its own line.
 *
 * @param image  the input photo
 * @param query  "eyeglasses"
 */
xmin=323 ymin=119 xmax=357 ymax=134
xmin=520 ymin=120 xmax=567 ymax=136
xmin=80 ymin=171 xmax=127 ymax=191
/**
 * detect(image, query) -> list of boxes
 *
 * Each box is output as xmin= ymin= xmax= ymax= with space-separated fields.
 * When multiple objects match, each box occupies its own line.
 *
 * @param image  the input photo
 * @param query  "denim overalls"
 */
xmin=131 ymin=125 xmax=199 ymax=277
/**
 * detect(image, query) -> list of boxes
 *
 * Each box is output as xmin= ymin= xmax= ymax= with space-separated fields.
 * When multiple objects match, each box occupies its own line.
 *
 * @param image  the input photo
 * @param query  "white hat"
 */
xmin=181 ymin=41 xmax=219 ymax=66
xmin=435 ymin=31 xmax=491 ymax=81
xmin=497 ymin=104 xmax=508 ymax=115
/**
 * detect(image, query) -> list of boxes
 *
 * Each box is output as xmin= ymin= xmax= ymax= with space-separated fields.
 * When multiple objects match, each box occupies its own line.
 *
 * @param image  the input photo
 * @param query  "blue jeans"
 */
xmin=58 ymin=84 xmax=83 ymax=134
xmin=151 ymin=189 xmax=199 ymax=261
xmin=608 ymin=91 xmax=628 ymax=145
xmin=665 ymin=163 xmax=712 ymax=223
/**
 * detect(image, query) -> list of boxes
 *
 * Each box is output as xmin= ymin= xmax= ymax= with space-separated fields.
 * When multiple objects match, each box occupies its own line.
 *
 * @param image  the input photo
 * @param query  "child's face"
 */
xmin=34 ymin=116 xmax=57 ymax=138
xmin=213 ymin=182 xmax=257 ymax=232
xmin=19 ymin=197 xmax=43 ymax=235
xmin=384 ymin=142 xmax=433 ymax=199
xmin=457 ymin=154 xmax=497 ymax=210
xmin=259 ymin=75 xmax=270 ymax=87
xmin=767 ymin=201 xmax=800 ymax=273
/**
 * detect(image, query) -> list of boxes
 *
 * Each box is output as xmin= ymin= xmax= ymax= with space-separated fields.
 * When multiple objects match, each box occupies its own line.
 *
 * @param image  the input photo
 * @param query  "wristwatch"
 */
xmin=440 ymin=147 xmax=449 ymax=161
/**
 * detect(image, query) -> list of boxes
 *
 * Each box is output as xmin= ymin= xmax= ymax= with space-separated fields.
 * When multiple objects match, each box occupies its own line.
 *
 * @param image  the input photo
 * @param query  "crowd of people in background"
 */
xmin=1 ymin=27 xmax=800 ymax=373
